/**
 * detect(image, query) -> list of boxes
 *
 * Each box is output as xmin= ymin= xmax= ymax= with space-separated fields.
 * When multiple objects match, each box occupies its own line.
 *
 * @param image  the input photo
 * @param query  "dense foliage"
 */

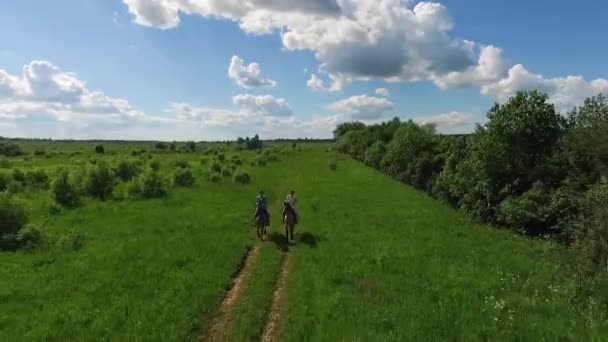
xmin=335 ymin=90 xmax=608 ymax=273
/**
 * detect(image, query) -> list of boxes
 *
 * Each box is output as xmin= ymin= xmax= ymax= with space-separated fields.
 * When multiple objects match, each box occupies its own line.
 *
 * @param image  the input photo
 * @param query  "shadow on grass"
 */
xmin=268 ymin=232 xmax=289 ymax=252
xmin=298 ymin=231 xmax=320 ymax=248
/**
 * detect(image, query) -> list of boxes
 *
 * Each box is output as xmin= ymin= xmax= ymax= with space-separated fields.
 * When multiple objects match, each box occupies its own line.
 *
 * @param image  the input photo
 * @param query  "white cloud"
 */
xmin=307 ymin=74 xmax=326 ymax=91
xmin=375 ymin=88 xmax=390 ymax=98
xmin=481 ymin=64 xmax=608 ymax=111
xmin=0 ymin=60 xmax=162 ymax=136
xmin=413 ymin=112 xmax=477 ymax=134
xmin=228 ymin=55 xmax=276 ymax=88
xmin=232 ymin=94 xmax=292 ymax=117
xmin=123 ymin=0 xmax=608 ymax=109
xmin=327 ymin=95 xmax=393 ymax=120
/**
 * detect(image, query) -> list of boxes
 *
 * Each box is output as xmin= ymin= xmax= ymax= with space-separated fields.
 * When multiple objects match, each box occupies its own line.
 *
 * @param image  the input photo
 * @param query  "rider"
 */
xmin=255 ymin=190 xmax=270 ymax=225
xmin=285 ymin=190 xmax=298 ymax=224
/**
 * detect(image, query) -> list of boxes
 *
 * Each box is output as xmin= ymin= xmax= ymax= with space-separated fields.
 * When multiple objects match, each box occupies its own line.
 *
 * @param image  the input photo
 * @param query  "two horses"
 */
xmin=255 ymin=202 xmax=296 ymax=243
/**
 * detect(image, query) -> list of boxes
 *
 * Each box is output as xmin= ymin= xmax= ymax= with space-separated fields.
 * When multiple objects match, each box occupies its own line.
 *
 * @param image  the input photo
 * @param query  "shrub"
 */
xmin=131 ymin=148 xmax=146 ymax=156
xmin=127 ymin=180 xmax=142 ymax=198
xmin=33 ymin=149 xmax=46 ymax=156
xmin=58 ymin=229 xmax=83 ymax=251
xmin=209 ymin=173 xmax=222 ymax=183
xmin=200 ymin=158 xmax=208 ymax=165
xmin=139 ymin=170 xmax=168 ymax=198
xmin=329 ymin=159 xmax=337 ymax=170
xmin=51 ymin=169 xmax=80 ymax=208
xmin=572 ymin=182 xmax=608 ymax=275
xmin=0 ymin=158 xmax=9 ymax=168
xmin=0 ymin=192 xmax=28 ymax=236
xmin=255 ymin=156 xmax=267 ymax=167
xmin=94 ymin=144 xmax=105 ymax=154
xmin=171 ymin=159 xmax=190 ymax=169
xmin=17 ymin=223 xmax=43 ymax=248
xmin=12 ymin=168 xmax=26 ymax=183
xmin=221 ymin=168 xmax=232 ymax=178
xmin=267 ymin=154 xmax=279 ymax=162
xmin=155 ymin=142 xmax=168 ymax=150
xmin=48 ymin=203 xmax=62 ymax=216
xmin=0 ymin=172 xmax=10 ymax=191
xmin=84 ymin=162 xmax=114 ymax=200
xmin=150 ymin=160 xmax=161 ymax=171
xmin=174 ymin=168 xmax=195 ymax=187
xmin=115 ymin=159 xmax=141 ymax=182
xmin=233 ymin=159 xmax=242 ymax=166
xmin=210 ymin=162 xmax=222 ymax=173
xmin=216 ymin=154 xmax=226 ymax=162
xmin=0 ymin=141 xmax=22 ymax=156
xmin=26 ymin=169 xmax=50 ymax=189
xmin=234 ymin=171 xmax=251 ymax=184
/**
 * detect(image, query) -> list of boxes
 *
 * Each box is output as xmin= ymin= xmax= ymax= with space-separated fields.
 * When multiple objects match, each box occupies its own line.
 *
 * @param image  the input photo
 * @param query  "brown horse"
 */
xmin=255 ymin=207 xmax=269 ymax=240
xmin=283 ymin=201 xmax=296 ymax=243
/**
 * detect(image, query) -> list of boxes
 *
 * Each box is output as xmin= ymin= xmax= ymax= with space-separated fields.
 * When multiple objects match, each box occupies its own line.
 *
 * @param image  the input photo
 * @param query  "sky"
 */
xmin=0 ymin=0 xmax=607 ymax=140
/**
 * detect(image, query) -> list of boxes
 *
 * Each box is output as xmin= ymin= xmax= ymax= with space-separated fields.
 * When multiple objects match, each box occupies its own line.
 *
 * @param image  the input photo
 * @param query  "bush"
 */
xmin=329 ymin=159 xmax=337 ymax=170
xmin=115 ymin=159 xmax=141 ymax=182
xmin=84 ymin=161 xmax=114 ymax=200
xmin=572 ymin=182 xmax=608 ymax=275
xmin=127 ymin=180 xmax=142 ymax=198
xmin=0 ymin=141 xmax=22 ymax=156
xmin=216 ymin=154 xmax=226 ymax=162
xmin=267 ymin=154 xmax=278 ymax=162
xmin=255 ymin=156 xmax=267 ymax=167
xmin=51 ymin=169 xmax=80 ymax=208
xmin=139 ymin=170 xmax=168 ymax=198
xmin=221 ymin=168 xmax=232 ymax=178
xmin=209 ymin=173 xmax=222 ymax=183
xmin=17 ymin=223 xmax=42 ymax=248
xmin=233 ymin=159 xmax=243 ymax=166
xmin=48 ymin=203 xmax=62 ymax=216
xmin=174 ymin=168 xmax=195 ymax=187
xmin=210 ymin=162 xmax=222 ymax=173
xmin=0 ymin=158 xmax=9 ymax=168
xmin=200 ymin=158 xmax=208 ymax=165
xmin=12 ymin=168 xmax=26 ymax=183
xmin=171 ymin=159 xmax=190 ymax=169
xmin=58 ymin=229 xmax=83 ymax=251
xmin=0 ymin=172 xmax=10 ymax=191
xmin=94 ymin=144 xmax=105 ymax=154
xmin=234 ymin=171 xmax=251 ymax=184
xmin=0 ymin=192 xmax=28 ymax=236
xmin=150 ymin=160 xmax=161 ymax=171
xmin=33 ymin=149 xmax=46 ymax=156
xmin=26 ymin=169 xmax=50 ymax=189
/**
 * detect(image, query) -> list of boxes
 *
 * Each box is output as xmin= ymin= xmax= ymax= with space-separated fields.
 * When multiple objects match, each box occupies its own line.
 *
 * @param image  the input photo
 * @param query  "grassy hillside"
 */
xmin=1 ymin=143 xmax=606 ymax=341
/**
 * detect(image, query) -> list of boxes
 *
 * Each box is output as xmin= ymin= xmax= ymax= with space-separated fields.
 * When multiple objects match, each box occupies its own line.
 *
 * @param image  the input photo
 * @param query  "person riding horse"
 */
xmin=255 ymin=190 xmax=270 ymax=227
xmin=285 ymin=190 xmax=298 ymax=225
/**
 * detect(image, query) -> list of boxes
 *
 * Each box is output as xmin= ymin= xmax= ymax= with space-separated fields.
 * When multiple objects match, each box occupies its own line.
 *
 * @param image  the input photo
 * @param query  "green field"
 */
xmin=1 ymin=142 xmax=606 ymax=341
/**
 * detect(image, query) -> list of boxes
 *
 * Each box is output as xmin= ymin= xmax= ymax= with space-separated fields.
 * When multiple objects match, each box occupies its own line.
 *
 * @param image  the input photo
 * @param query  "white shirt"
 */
xmin=286 ymin=193 xmax=297 ymax=213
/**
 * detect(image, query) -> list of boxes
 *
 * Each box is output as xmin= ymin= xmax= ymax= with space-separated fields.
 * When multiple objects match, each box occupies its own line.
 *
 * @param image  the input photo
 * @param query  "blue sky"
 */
xmin=0 ymin=0 xmax=606 ymax=140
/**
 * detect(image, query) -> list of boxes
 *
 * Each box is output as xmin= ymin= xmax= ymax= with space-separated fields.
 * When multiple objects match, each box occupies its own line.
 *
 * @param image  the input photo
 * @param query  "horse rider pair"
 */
xmin=255 ymin=190 xmax=298 ymax=226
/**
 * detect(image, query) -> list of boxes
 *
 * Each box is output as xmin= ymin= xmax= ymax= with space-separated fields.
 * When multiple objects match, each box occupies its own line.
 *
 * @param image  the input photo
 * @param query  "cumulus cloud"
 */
xmin=0 ymin=60 xmax=152 ymax=128
xmin=124 ymin=0 xmax=608 ymax=109
xmin=413 ymin=112 xmax=477 ymax=134
xmin=228 ymin=55 xmax=276 ymax=88
xmin=375 ymin=88 xmax=390 ymax=98
xmin=327 ymin=95 xmax=393 ymax=120
xmin=481 ymin=64 xmax=608 ymax=111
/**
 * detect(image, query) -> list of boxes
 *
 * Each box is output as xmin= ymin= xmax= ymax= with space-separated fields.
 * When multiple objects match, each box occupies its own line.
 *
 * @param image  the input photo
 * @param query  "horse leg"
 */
xmin=290 ymin=223 xmax=294 ymax=241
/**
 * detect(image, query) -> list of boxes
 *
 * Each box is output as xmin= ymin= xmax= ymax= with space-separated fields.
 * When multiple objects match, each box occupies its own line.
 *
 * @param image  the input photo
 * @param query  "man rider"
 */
xmin=285 ymin=190 xmax=298 ymax=224
xmin=255 ymin=190 xmax=270 ymax=226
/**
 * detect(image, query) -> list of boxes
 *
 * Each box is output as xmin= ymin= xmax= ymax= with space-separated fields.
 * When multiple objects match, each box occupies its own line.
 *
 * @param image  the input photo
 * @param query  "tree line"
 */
xmin=335 ymin=90 xmax=608 ymax=275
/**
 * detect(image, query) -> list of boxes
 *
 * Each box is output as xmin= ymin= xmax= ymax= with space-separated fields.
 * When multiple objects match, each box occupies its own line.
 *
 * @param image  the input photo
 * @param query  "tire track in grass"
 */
xmin=201 ymin=243 xmax=261 ymax=342
xmin=261 ymin=251 xmax=292 ymax=342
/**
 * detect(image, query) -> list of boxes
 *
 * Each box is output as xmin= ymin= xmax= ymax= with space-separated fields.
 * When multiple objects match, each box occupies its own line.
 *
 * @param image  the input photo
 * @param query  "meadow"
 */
xmin=0 ymin=140 xmax=607 ymax=341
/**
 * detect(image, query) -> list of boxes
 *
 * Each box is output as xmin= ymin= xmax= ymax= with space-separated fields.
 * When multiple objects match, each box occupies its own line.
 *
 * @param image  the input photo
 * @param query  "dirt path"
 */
xmin=261 ymin=252 xmax=292 ymax=342
xmin=201 ymin=243 xmax=261 ymax=342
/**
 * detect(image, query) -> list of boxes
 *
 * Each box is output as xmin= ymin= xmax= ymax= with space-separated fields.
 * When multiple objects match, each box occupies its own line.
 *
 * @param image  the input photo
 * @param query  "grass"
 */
xmin=1 ymin=142 xmax=607 ymax=341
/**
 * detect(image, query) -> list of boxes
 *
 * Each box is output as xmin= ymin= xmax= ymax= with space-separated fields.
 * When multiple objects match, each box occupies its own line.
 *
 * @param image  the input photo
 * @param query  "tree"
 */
xmin=333 ymin=122 xmax=366 ymax=140
xmin=95 ymin=144 xmax=105 ymax=154
xmin=155 ymin=142 xmax=168 ymax=150
xmin=185 ymin=141 xmax=196 ymax=152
